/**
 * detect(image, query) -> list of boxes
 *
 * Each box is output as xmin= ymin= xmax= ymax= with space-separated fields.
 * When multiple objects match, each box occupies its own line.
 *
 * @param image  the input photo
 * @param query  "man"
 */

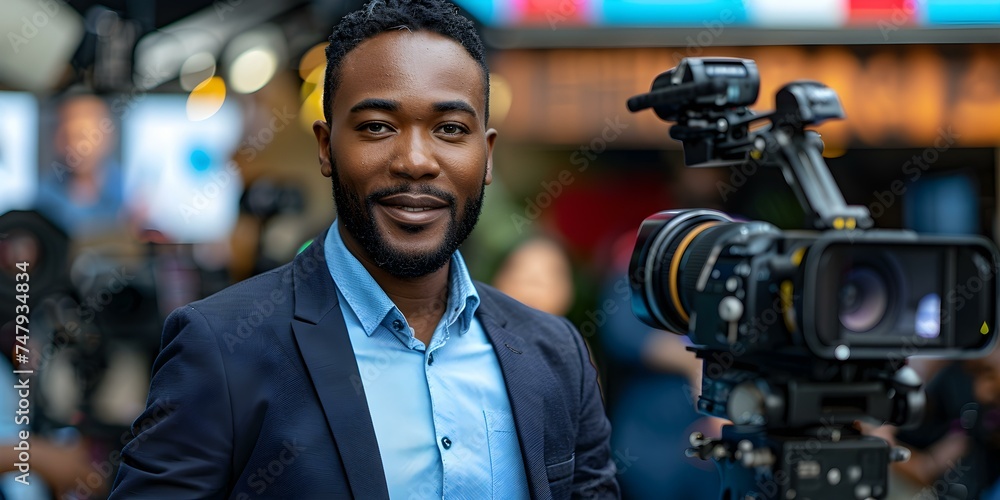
xmin=878 ymin=348 xmax=1000 ymax=499
xmin=110 ymin=1 xmax=619 ymax=498
xmin=35 ymin=93 xmax=125 ymax=238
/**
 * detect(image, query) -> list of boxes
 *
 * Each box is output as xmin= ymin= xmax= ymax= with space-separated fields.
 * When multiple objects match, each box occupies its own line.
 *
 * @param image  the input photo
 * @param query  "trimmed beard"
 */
xmin=330 ymin=157 xmax=486 ymax=279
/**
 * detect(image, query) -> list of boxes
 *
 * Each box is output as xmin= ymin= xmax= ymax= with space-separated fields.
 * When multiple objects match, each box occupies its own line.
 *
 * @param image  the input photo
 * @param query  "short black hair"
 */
xmin=322 ymin=0 xmax=489 ymax=125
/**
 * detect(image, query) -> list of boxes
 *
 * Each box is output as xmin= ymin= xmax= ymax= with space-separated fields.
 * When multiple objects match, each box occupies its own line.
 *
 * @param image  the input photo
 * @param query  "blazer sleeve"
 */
xmin=110 ymin=305 xmax=234 ymax=499
xmin=562 ymin=317 xmax=621 ymax=499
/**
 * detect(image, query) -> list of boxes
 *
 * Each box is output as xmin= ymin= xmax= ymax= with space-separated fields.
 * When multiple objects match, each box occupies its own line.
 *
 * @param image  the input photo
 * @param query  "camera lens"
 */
xmin=629 ymin=209 xmax=779 ymax=334
xmin=838 ymin=267 xmax=889 ymax=333
xmin=629 ymin=210 xmax=732 ymax=333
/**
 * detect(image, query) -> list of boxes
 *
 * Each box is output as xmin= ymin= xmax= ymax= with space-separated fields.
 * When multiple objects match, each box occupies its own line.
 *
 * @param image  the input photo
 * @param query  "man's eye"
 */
xmin=364 ymin=123 xmax=388 ymax=133
xmin=440 ymin=124 xmax=464 ymax=135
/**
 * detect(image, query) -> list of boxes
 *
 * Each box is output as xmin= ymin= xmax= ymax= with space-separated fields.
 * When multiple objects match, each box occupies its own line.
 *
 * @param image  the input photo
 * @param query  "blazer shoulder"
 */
xmin=186 ymin=262 xmax=295 ymax=321
xmin=475 ymin=281 xmax=579 ymax=342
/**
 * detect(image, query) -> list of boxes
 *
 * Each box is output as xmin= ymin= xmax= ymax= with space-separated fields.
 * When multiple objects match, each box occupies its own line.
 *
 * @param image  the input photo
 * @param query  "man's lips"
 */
xmin=376 ymin=193 xmax=449 ymax=225
xmin=378 ymin=193 xmax=449 ymax=210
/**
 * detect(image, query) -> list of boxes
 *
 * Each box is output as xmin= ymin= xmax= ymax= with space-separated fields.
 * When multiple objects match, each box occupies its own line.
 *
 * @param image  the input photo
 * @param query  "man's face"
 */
xmin=314 ymin=30 xmax=496 ymax=278
xmin=58 ymin=96 xmax=113 ymax=175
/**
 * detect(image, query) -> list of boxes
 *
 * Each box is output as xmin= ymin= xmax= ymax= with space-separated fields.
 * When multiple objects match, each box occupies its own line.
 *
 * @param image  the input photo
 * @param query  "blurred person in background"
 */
xmin=34 ymin=93 xmax=125 ymax=239
xmin=110 ymin=1 xmax=618 ymax=498
xmin=971 ymin=348 xmax=1000 ymax=499
xmin=0 ymin=336 xmax=99 ymax=499
xmin=592 ymin=163 xmax=729 ymax=498
xmin=492 ymin=235 xmax=574 ymax=316
xmin=864 ymin=346 xmax=1000 ymax=499
xmin=598 ymin=231 xmax=722 ymax=499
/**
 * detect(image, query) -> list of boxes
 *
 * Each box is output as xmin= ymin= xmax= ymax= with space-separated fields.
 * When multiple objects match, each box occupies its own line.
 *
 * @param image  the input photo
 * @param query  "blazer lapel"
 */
xmin=477 ymin=287 xmax=550 ymax=500
xmin=289 ymin=231 xmax=389 ymax=499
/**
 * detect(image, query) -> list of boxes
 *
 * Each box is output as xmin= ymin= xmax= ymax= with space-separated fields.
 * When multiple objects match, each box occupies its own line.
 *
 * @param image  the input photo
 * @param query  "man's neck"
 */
xmin=340 ymin=228 xmax=451 ymax=345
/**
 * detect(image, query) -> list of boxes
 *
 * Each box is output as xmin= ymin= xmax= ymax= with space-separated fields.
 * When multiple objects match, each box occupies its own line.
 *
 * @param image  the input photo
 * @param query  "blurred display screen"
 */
xmin=905 ymin=174 xmax=980 ymax=235
xmin=0 ymin=92 xmax=38 ymax=215
xmin=455 ymin=0 xmax=1000 ymax=27
xmin=122 ymin=95 xmax=242 ymax=243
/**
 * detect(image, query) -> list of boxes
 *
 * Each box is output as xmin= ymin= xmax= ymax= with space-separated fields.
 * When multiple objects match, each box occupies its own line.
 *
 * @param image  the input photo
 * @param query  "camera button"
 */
xmin=719 ymin=297 xmax=744 ymax=322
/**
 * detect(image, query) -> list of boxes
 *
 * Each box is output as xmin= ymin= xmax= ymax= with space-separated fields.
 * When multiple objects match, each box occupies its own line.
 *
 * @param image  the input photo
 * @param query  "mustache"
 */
xmin=366 ymin=184 xmax=457 ymax=207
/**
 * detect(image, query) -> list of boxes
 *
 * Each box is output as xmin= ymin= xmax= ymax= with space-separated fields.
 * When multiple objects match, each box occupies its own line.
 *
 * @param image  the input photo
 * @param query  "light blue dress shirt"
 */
xmin=324 ymin=220 xmax=530 ymax=500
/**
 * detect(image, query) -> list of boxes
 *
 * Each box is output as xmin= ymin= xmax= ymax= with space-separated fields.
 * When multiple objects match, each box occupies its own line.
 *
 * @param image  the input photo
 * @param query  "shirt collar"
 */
xmin=324 ymin=219 xmax=480 ymax=338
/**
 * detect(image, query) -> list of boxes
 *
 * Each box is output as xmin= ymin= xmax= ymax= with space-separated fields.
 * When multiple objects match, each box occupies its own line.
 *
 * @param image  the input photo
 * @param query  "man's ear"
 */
xmin=484 ymin=127 xmax=498 ymax=186
xmin=313 ymin=120 xmax=333 ymax=177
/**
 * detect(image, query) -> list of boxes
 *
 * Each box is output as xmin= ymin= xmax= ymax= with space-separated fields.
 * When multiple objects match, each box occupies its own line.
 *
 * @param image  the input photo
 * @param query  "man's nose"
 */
xmin=391 ymin=129 xmax=441 ymax=180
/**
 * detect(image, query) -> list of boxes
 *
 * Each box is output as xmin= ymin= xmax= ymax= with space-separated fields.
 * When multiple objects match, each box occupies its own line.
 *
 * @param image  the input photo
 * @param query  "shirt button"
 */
xmin=392 ymin=319 xmax=403 ymax=331
xmin=428 ymin=353 xmax=434 ymax=365
xmin=441 ymin=437 xmax=452 ymax=449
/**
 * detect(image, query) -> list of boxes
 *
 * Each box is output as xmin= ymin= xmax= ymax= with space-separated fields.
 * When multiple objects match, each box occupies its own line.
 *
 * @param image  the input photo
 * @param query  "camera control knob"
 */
xmin=719 ymin=296 xmax=745 ymax=344
xmin=889 ymin=446 xmax=911 ymax=463
xmin=719 ymin=296 xmax=744 ymax=322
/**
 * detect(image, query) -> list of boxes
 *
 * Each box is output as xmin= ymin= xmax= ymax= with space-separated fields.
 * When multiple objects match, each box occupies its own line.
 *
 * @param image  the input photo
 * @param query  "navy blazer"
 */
xmin=110 ymin=229 xmax=619 ymax=499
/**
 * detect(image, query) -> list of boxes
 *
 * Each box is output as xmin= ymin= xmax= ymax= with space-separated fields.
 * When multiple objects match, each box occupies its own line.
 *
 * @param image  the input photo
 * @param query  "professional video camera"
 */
xmin=627 ymin=58 xmax=999 ymax=500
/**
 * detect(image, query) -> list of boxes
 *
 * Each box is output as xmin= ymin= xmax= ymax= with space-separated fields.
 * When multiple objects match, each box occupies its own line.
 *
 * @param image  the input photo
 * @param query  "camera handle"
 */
xmin=751 ymin=126 xmax=873 ymax=232
xmin=633 ymin=78 xmax=876 ymax=231
xmin=754 ymin=81 xmax=874 ymax=232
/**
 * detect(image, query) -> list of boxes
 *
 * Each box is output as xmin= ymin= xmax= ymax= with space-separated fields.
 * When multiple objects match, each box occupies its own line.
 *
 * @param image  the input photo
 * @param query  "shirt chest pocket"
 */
xmin=484 ymin=410 xmax=530 ymax=500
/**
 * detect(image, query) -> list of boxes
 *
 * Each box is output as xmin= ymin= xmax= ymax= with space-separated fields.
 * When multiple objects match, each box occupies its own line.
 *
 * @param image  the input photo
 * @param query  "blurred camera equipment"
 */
xmin=627 ymin=57 xmax=999 ymax=500
xmin=0 ymin=210 xmax=181 ymax=495
xmin=239 ymin=178 xmax=306 ymax=274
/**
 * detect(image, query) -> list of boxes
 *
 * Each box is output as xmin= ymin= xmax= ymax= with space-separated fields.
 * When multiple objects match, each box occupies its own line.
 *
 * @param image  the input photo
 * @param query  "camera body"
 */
xmin=628 ymin=57 xmax=999 ymax=363
xmin=630 ymin=209 xmax=999 ymax=362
